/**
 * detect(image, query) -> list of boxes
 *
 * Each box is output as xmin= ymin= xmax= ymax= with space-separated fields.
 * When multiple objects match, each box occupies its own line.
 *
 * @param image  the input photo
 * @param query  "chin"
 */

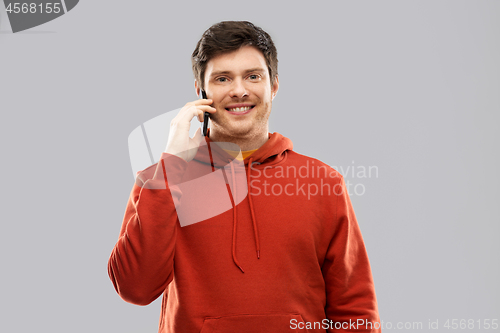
xmin=214 ymin=123 xmax=252 ymax=137
xmin=227 ymin=126 xmax=253 ymax=136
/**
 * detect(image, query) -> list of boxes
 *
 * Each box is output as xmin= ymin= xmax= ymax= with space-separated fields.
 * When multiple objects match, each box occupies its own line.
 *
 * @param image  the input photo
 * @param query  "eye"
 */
xmin=216 ymin=77 xmax=228 ymax=82
xmin=248 ymin=74 xmax=260 ymax=80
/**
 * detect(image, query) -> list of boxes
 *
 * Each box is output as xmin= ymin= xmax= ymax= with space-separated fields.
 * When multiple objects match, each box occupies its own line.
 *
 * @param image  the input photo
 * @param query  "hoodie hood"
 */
xmin=193 ymin=128 xmax=293 ymax=168
xmin=192 ymin=129 xmax=293 ymax=273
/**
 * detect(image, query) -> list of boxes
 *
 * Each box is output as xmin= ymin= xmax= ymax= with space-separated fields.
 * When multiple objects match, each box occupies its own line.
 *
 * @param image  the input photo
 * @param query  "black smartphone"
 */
xmin=200 ymin=90 xmax=210 ymax=137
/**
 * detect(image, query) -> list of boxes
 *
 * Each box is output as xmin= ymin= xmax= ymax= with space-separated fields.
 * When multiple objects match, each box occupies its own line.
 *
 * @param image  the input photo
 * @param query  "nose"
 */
xmin=229 ymin=78 xmax=248 ymax=98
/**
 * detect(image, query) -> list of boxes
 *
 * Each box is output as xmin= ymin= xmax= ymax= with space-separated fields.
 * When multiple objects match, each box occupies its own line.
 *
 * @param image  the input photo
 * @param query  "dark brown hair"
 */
xmin=192 ymin=21 xmax=278 ymax=91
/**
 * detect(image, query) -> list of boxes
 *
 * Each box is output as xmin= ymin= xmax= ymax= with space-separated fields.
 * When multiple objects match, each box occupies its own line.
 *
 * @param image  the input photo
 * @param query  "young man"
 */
xmin=108 ymin=21 xmax=381 ymax=332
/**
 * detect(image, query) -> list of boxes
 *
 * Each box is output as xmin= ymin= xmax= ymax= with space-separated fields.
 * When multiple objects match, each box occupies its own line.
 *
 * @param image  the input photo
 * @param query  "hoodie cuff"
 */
xmin=153 ymin=153 xmax=188 ymax=185
xmin=135 ymin=153 xmax=188 ymax=190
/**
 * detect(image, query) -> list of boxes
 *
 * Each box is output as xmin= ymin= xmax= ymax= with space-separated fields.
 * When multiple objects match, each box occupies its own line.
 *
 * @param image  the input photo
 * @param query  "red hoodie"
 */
xmin=108 ymin=131 xmax=381 ymax=333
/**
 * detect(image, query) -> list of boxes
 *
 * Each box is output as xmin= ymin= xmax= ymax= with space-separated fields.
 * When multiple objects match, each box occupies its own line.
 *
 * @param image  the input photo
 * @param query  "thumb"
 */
xmin=192 ymin=127 xmax=203 ymax=146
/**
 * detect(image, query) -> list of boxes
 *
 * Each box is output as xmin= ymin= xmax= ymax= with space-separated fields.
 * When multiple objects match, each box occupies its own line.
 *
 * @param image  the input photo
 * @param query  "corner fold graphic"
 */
xmin=3 ymin=0 xmax=80 ymax=33
xmin=64 ymin=0 xmax=78 ymax=12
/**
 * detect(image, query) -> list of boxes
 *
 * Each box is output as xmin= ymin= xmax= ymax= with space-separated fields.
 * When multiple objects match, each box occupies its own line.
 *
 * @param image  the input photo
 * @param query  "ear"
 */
xmin=271 ymin=75 xmax=279 ymax=100
xmin=194 ymin=80 xmax=201 ymax=97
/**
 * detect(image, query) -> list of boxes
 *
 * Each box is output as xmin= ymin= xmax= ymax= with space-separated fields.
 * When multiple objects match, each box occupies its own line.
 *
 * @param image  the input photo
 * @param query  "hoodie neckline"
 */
xmin=193 ymin=128 xmax=293 ymax=168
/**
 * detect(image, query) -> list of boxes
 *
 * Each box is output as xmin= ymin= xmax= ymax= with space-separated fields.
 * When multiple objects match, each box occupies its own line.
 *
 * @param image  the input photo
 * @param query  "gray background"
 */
xmin=1 ymin=1 xmax=498 ymax=332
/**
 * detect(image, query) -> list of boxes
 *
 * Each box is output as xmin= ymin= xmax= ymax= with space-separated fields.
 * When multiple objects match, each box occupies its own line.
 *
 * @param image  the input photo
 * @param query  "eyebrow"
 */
xmin=209 ymin=68 xmax=266 ymax=78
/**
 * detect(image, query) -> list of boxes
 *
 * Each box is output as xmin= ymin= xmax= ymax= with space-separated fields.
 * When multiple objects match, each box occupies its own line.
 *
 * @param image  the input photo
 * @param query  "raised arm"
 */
xmin=107 ymin=98 xmax=216 ymax=305
xmin=107 ymin=154 xmax=187 ymax=305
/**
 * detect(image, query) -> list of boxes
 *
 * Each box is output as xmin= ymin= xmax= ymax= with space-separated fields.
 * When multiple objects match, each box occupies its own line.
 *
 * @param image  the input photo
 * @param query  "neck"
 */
xmin=209 ymin=127 xmax=269 ymax=151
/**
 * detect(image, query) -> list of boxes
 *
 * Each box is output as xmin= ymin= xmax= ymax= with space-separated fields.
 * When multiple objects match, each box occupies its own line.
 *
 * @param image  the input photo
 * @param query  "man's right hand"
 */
xmin=164 ymin=99 xmax=217 ymax=162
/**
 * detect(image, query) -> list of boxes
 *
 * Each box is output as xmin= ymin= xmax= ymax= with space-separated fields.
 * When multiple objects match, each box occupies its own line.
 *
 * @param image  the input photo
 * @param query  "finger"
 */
xmin=175 ymin=106 xmax=213 ymax=125
xmin=196 ymin=105 xmax=217 ymax=112
xmin=197 ymin=110 xmax=204 ymax=123
xmin=192 ymin=127 xmax=202 ymax=146
xmin=194 ymin=108 xmax=215 ymax=123
xmin=189 ymin=98 xmax=213 ymax=105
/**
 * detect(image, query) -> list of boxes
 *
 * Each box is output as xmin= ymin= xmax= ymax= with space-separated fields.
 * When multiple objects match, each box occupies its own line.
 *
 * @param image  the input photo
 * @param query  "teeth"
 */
xmin=228 ymin=106 xmax=252 ymax=112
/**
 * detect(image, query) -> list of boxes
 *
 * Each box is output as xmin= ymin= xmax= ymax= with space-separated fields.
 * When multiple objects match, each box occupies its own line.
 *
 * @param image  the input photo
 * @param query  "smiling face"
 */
xmin=196 ymin=45 xmax=279 ymax=143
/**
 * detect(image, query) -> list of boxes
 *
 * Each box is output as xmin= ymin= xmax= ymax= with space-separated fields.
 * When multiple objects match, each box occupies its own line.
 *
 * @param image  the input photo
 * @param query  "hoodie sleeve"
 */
xmin=107 ymin=153 xmax=188 ymax=306
xmin=323 ymin=176 xmax=381 ymax=332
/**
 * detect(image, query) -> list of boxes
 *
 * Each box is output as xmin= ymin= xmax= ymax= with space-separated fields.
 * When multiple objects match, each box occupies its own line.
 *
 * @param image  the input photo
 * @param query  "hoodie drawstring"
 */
xmin=227 ymin=158 xmax=244 ymax=273
xmin=226 ymin=156 xmax=261 ymax=273
xmin=206 ymin=137 xmax=261 ymax=273
xmin=247 ymin=157 xmax=261 ymax=260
